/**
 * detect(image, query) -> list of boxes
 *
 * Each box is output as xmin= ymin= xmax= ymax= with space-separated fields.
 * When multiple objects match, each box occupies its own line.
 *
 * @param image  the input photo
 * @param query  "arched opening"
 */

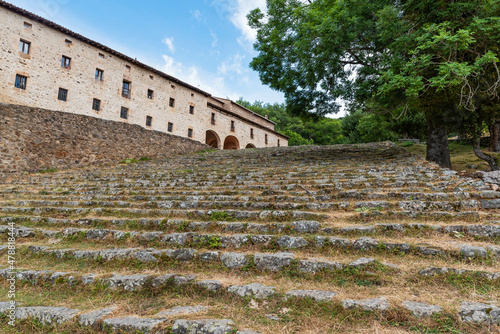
xmin=223 ymin=135 xmax=240 ymax=150
xmin=205 ymin=130 xmax=220 ymax=149
xmin=245 ymin=144 xmax=256 ymax=149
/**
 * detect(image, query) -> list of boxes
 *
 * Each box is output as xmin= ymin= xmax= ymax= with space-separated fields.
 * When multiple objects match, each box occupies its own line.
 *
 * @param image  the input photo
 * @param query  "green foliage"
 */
xmin=139 ymin=157 xmax=151 ymax=161
xmin=237 ymin=99 xmax=344 ymax=145
xmin=38 ymin=168 xmax=58 ymax=174
xmin=119 ymin=158 xmax=138 ymax=164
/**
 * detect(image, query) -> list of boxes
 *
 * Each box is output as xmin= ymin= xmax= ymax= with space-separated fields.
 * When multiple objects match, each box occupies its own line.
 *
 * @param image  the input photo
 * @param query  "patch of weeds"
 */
xmin=210 ymin=211 xmax=234 ymax=221
xmin=139 ymin=157 xmax=152 ymax=161
xmin=120 ymin=158 xmax=138 ymax=164
xmin=176 ymin=221 xmax=190 ymax=232
xmin=208 ymin=236 xmax=222 ymax=249
xmin=39 ymin=168 xmax=58 ymax=174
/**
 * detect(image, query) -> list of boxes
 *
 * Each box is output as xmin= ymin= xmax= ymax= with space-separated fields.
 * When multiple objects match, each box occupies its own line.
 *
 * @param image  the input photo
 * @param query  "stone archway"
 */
xmin=205 ymin=130 xmax=220 ymax=149
xmin=223 ymin=135 xmax=240 ymax=150
xmin=245 ymin=143 xmax=256 ymax=149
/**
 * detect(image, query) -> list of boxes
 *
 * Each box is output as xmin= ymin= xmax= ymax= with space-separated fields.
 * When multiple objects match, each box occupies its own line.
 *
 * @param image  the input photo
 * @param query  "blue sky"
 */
xmin=8 ymin=0 xmax=288 ymax=105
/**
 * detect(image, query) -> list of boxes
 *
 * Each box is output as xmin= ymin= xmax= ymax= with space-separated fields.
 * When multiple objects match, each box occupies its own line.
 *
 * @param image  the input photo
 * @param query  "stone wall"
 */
xmin=0 ymin=103 xmax=210 ymax=175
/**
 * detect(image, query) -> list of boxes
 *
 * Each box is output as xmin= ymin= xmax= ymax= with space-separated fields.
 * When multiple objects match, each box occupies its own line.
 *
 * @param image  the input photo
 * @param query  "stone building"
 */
xmin=0 ymin=1 xmax=288 ymax=150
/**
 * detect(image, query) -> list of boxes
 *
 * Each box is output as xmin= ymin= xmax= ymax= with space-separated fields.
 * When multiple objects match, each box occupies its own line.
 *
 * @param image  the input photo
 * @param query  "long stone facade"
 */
xmin=0 ymin=1 xmax=288 ymax=150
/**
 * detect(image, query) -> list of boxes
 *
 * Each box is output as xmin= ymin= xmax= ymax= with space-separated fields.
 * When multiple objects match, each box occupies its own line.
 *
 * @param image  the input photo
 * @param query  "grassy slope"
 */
xmin=397 ymin=142 xmax=500 ymax=173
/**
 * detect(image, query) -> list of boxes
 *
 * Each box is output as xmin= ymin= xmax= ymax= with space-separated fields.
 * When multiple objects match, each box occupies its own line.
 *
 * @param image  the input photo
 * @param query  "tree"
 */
xmin=249 ymin=0 xmax=500 ymax=168
xmin=377 ymin=0 xmax=500 ymax=169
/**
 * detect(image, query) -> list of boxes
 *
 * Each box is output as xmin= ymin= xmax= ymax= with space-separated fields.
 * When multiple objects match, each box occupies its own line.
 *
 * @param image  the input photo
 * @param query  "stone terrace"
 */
xmin=0 ymin=142 xmax=499 ymax=333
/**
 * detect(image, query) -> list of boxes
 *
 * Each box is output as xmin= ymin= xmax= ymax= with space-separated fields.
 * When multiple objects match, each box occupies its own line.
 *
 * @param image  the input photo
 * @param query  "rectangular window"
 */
xmin=231 ymin=121 xmax=235 ymax=132
xmin=95 ymin=69 xmax=103 ymax=81
xmin=24 ymin=22 xmax=32 ymax=29
xmin=250 ymin=128 xmax=254 ymax=139
xmin=211 ymin=112 xmax=216 ymax=125
xmin=61 ymin=55 xmax=71 ymax=68
xmin=188 ymin=128 xmax=193 ymax=138
xmin=169 ymin=98 xmax=175 ymax=107
xmin=149 ymin=75 xmax=154 ymax=80
xmin=14 ymin=74 xmax=27 ymax=90
xmin=125 ymin=65 xmax=131 ymax=71
xmin=278 ymin=139 xmax=280 ymax=147
xmin=92 ymin=99 xmax=101 ymax=111
xmin=189 ymin=105 xmax=194 ymax=114
xmin=18 ymin=40 xmax=30 ymax=54
xmin=265 ymin=134 xmax=268 ymax=145
xmin=120 ymin=107 xmax=128 ymax=119
xmin=147 ymin=89 xmax=154 ymax=99
xmin=65 ymin=39 xmax=72 ymax=46
xmin=122 ymin=81 xmax=131 ymax=98
xmin=98 ymin=53 xmax=105 ymax=59
xmin=146 ymin=116 xmax=152 ymax=127
xmin=58 ymin=88 xmax=68 ymax=101
xmin=168 ymin=122 xmax=173 ymax=132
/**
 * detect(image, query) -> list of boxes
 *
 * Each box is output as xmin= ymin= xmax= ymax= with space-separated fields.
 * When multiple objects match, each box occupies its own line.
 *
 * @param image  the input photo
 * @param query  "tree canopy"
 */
xmin=249 ymin=0 xmax=500 ymax=168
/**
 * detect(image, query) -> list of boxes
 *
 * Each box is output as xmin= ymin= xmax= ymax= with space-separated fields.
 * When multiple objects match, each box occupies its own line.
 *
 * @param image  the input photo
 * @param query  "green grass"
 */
xmin=397 ymin=141 xmax=500 ymax=172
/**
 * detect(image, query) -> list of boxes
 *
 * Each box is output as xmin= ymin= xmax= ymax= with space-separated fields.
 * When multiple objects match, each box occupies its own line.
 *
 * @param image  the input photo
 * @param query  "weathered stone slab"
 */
xmin=459 ymin=301 xmax=500 ymax=324
xmin=227 ymin=283 xmax=276 ymax=299
xmin=285 ymin=290 xmax=337 ymax=301
xmin=220 ymin=252 xmax=248 ymax=269
xmin=402 ymin=301 xmax=442 ymax=318
xmin=171 ymin=319 xmax=235 ymax=334
xmin=196 ymin=280 xmax=223 ymax=292
xmin=102 ymin=317 xmax=166 ymax=333
xmin=79 ymin=307 xmax=115 ymax=326
xmin=254 ymin=252 xmax=294 ymax=272
xmin=341 ymin=297 xmax=389 ymax=311
xmin=15 ymin=306 xmax=79 ymax=324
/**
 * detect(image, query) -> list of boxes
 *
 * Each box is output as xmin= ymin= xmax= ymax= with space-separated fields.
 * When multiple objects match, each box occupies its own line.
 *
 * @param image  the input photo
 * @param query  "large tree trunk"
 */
xmin=426 ymin=118 xmax=452 ymax=168
xmin=473 ymin=139 xmax=500 ymax=171
xmin=490 ymin=120 xmax=500 ymax=152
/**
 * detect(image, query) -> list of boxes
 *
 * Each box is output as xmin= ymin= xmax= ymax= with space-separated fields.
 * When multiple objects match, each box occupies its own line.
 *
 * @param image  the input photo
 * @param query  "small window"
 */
xmin=171 ymin=85 xmax=175 ymax=89
xmin=24 ymin=22 xmax=32 ymax=29
xmin=147 ymin=89 xmax=154 ymax=99
xmin=265 ymin=134 xmax=268 ymax=145
xmin=189 ymin=105 xmax=194 ymax=114
xmin=120 ymin=107 xmax=129 ymax=119
xmin=95 ymin=69 xmax=103 ymax=81
xmin=278 ymin=139 xmax=280 ymax=147
xmin=149 ymin=75 xmax=154 ymax=80
xmin=167 ymin=122 xmax=173 ymax=132
xmin=98 ymin=53 xmax=105 ymax=59
xmin=61 ymin=55 xmax=71 ymax=68
xmin=125 ymin=65 xmax=131 ymax=71
xmin=146 ymin=116 xmax=152 ymax=127
xmin=92 ymin=98 xmax=101 ymax=111
xmin=65 ymin=39 xmax=72 ymax=46
xmin=169 ymin=98 xmax=175 ymax=107
xmin=187 ymin=128 xmax=193 ymax=138
xmin=191 ymin=93 xmax=194 ymax=97
xmin=211 ymin=112 xmax=216 ymax=125
xmin=15 ymin=74 xmax=27 ymax=89
xmin=231 ymin=121 xmax=235 ymax=132
xmin=250 ymin=128 xmax=254 ymax=139
xmin=58 ymin=88 xmax=68 ymax=101
xmin=122 ymin=81 xmax=131 ymax=98
xmin=18 ymin=40 xmax=30 ymax=54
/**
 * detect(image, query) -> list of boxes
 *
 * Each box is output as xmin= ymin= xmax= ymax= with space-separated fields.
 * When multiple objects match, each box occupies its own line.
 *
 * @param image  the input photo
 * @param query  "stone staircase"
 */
xmin=0 ymin=142 xmax=499 ymax=333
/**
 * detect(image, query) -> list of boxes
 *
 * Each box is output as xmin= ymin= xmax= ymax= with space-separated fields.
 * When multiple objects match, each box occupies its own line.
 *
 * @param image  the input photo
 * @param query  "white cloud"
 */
xmin=218 ymin=53 xmax=246 ymax=75
xmin=228 ymin=0 xmax=266 ymax=46
xmin=210 ymin=30 xmax=218 ymax=48
xmin=161 ymin=55 xmax=241 ymax=100
xmin=162 ymin=37 xmax=175 ymax=53
xmin=191 ymin=9 xmax=202 ymax=21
